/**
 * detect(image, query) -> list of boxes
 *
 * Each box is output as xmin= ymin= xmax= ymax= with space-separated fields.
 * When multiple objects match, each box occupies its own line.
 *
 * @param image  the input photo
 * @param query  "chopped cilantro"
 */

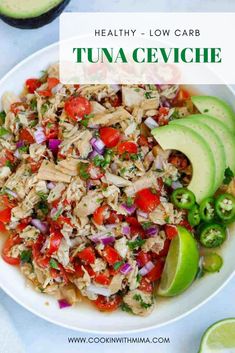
xmin=169 ymin=109 xmax=181 ymax=120
xmin=127 ymin=237 xmax=146 ymax=250
xmin=120 ymin=167 xmax=126 ymax=176
xmin=223 ymin=167 xmax=234 ymax=185
xmin=30 ymin=99 xmax=37 ymax=110
xmin=49 ymin=258 xmax=59 ymax=269
xmin=5 ymin=160 xmax=13 ymax=169
xmin=38 ymin=201 xmax=49 ymax=215
xmin=41 ymin=103 xmax=49 ymax=115
xmin=121 ymin=303 xmax=133 ymax=313
xmin=126 ymin=197 xmax=133 ymax=207
xmin=133 ymin=294 xmax=152 ymax=309
xmin=78 ymin=162 xmax=90 ymax=180
xmin=113 ymin=261 xmax=124 ymax=270
xmin=0 ymin=127 xmax=9 ymax=137
xmin=130 ymin=153 xmax=139 ymax=161
xmin=142 ymin=222 xmax=153 ymax=230
xmin=164 ymin=177 xmax=172 ymax=187
xmin=20 ymin=250 xmax=32 ymax=263
xmin=0 ymin=111 xmax=6 ymax=125
xmin=37 ymin=191 xmax=48 ymax=201
xmin=18 ymin=145 xmax=29 ymax=153
xmin=136 ymin=273 xmax=142 ymax=283
xmin=144 ymin=91 xmax=154 ymax=99
xmin=29 ymin=120 xmax=38 ymax=128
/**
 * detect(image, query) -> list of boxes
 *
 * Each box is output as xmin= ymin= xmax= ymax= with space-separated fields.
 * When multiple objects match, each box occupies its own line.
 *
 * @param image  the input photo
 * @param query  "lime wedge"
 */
xmin=199 ymin=318 xmax=235 ymax=353
xmin=157 ymin=226 xmax=199 ymax=296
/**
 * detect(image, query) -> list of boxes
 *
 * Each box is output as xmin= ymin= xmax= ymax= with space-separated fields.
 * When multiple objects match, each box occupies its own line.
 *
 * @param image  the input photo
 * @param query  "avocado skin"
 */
xmin=0 ymin=0 xmax=70 ymax=29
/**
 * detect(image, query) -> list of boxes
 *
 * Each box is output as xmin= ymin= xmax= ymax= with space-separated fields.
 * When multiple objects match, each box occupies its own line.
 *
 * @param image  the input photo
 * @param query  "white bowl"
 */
xmin=0 ymin=43 xmax=234 ymax=334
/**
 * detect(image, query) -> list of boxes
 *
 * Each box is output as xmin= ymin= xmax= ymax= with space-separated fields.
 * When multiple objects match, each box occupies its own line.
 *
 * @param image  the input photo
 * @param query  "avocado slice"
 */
xmin=170 ymin=117 xmax=226 ymax=191
xmin=152 ymin=124 xmax=215 ymax=202
xmin=189 ymin=114 xmax=235 ymax=173
xmin=191 ymin=96 xmax=235 ymax=132
xmin=0 ymin=0 xmax=70 ymax=29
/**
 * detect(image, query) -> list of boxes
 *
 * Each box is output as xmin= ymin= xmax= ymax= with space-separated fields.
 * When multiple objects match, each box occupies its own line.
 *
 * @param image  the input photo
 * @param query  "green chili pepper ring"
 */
xmin=202 ymin=252 xmax=223 ymax=272
xmin=188 ymin=204 xmax=200 ymax=226
xmin=171 ymin=187 xmax=196 ymax=210
xmin=215 ymin=193 xmax=235 ymax=224
xmin=199 ymin=197 xmax=215 ymax=223
xmin=199 ymin=223 xmax=226 ymax=248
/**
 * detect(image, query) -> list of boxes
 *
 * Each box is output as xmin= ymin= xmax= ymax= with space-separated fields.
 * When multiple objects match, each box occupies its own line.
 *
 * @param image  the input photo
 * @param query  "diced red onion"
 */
xmin=58 ymin=299 xmax=71 ymax=309
xmin=47 ymin=182 xmax=55 ymax=190
xmin=87 ymin=284 xmax=111 ymax=297
xmin=137 ymin=210 xmax=148 ymax=219
xmin=14 ymin=150 xmax=21 ymax=159
xmin=122 ymin=225 xmax=130 ymax=236
xmin=161 ymin=97 xmax=171 ymax=108
xmin=106 ymin=224 xmax=116 ymax=230
xmin=50 ymin=208 xmax=58 ymax=218
xmin=155 ymin=155 xmax=164 ymax=170
xmin=91 ymin=234 xmax=115 ymax=245
xmin=120 ymin=263 xmax=132 ymax=275
xmin=145 ymin=226 xmax=159 ymax=237
xmin=172 ymin=181 xmax=183 ymax=190
xmin=121 ymin=203 xmax=136 ymax=215
xmin=90 ymin=137 xmax=105 ymax=154
xmin=48 ymin=139 xmax=61 ymax=152
xmin=34 ymin=127 xmax=46 ymax=144
xmin=51 ymin=83 xmax=63 ymax=94
xmin=16 ymin=140 xmax=24 ymax=148
xmin=31 ymin=219 xmax=48 ymax=234
xmin=88 ymin=149 xmax=100 ymax=159
xmin=139 ymin=261 xmax=155 ymax=276
xmin=144 ymin=117 xmax=159 ymax=129
xmin=88 ymin=124 xmax=99 ymax=129
xmin=5 ymin=189 xmax=18 ymax=198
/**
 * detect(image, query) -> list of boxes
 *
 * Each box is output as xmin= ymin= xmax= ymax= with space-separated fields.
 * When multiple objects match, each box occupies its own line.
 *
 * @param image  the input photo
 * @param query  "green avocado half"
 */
xmin=152 ymin=124 xmax=215 ymax=203
xmin=170 ymin=117 xmax=226 ymax=192
xmin=0 ymin=0 xmax=70 ymax=29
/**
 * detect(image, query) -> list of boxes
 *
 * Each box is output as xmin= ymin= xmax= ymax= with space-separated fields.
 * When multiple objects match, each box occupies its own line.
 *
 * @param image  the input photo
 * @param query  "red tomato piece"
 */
xmin=88 ymin=164 xmax=104 ymax=180
xmin=105 ymin=210 xmax=123 ymax=224
xmin=0 ymin=221 xmax=6 ymax=232
xmin=2 ymin=236 xmax=21 ymax=266
xmin=138 ymin=278 xmax=153 ymax=293
xmin=95 ymin=273 xmax=111 ymax=286
xmin=165 ymin=224 xmax=178 ymax=239
xmin=1 ymin=195 xmax=16 ymax=209
xmin=47 ymin=77 xmax=60 ymax=90
xmin=137 ymin=135 xmax=148 ymax=146
xmin=157 ymin=239 xmax=171 ymax=257
xmin=136 ymin=251 xmax=151 ymax=267
xmin=93 ymin=205 xmax=109 ymax=225
xmin=118 ymin=141 xmax=138 ymax=155
xmin=0 ymin=208 xmax=11 ymax=223
xmin=135 ymin=188 xmax=160 ymax=213
xmin=158 ymin=107 xmax=169 ymax=116
xmin=38 ymin=89 xmax=52 ymax=97
xmin=64 ymin=96 xmax=91 ymax=121
xmin=179 ymin=219 xmax=193 ymax=232
xmin=10 ymin=102 xmax=28 ymax=115
xmin=47 ymin=231 xmax=63 ymax=255
xmin=25 ymin=78 xmax=41 ymax=93
xmin=19 ymin=128 xmax=35 ymax=144
xmin=78 ymin=247 xmax=96 ymax=264
xmin=102 ymin=245 xmax=121 ymax=266
xmin=93 ymin=295 xmax=121 ymax=312
xmin=146 ymin=260 xmax=165 ymax=282
xmin=99 ymin=127 xmax=120 ymax=148
xmin=44 ymin=123 xmax=58 ymax=139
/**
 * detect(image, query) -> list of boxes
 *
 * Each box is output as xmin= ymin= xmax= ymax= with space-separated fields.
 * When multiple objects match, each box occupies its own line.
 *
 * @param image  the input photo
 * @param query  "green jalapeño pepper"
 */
xmin=202 ymin=252 xmax=223 ymax=272
xmin=188 ymin=204 xmax=200 ymax=226
xmin=199 ymin=197 xmax=215 ymax=223
xmin=171 ymin=188 xmax=196 ymax=210
xmin=215 ymin=193 xmax=235 ymax=224
xmin=199 ymin=223 xmax=226 ymax=248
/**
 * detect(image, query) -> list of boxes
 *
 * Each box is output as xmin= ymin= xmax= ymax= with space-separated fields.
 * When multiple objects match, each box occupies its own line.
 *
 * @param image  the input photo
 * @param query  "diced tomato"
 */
xmin=25 ymin=78 xmax=41 ymax=93
xmin=179 ymin=219 xmax=193 ymax=232
xmin=32 ymin=235 xmax=50 ymax=268
xmin=0 ymin=221 xmax=6 ymax=232
xmin=0 ymin=208 xmax=11 ymax=223
xmin=10 ymin=102 xmax=28 ymax=115
xmin=99 ymin=127 xmax=120 ymax=148
xmin=78 ymin=247 xmax=96 ymax=264
xmin=93 ymin=205 xmax=109 ymax=225
xmin=93 ymin=295 xmax=121 ymax=312
xmin=110 ymin=95 xmax=121 ymax=107
xmin=38 ymin=89 xmax=52 ymax=97
xmin=103 ymin=245 xmax=121 ymax=266
xmin=137 ymin=135 xmax=148 ymax=146
xmin=138 ymin=278 xmax=153 ymax=293
xmin=157 ymin=177 xmax=164 ymax=191
xmin=74 ymin=84 xmax=80 ymax=89
xmin=125 ymin=216 xmax=140 ymax=226
xmin=2 ymin=236 xmax=21 ymax=266
xmin=1 ymin=195 xmax=16 ymax=209
xmin=44 ymin=123 xmax=58 ymax=139
xmin=51 ymin=264 xmax=68 ymax=284
xmin=64 ymin=96 xmax=91 ymax=121
xmin=118 ymin=141 xmax=138 ymax=155
xmin=28 ymin=158 xmax=41 ymax=173
xmin=158 ymin=107 xmax=169 ymax=116
xmin=88 ymin=164 xmax=104 ymax=180
xmin=19 ymin=128 xmax=35 ymax=144
xmin=135 ymin=188 xmax=160 ymax=213
xmin=95 ymin=273 xmax=111 ymax=286
xmin=105 ymin=210 xmax=123 ymax=224
xmin=73 ymin=262 xmax=84 ymax=277
xmin=136 ymin=251 xmax=151 ymax=267
xmin=47 ymin=231 xmax=63 ymax=255
xmin=57 ymin=216 xmax=72 ymax=227
xmin=165 ymin=224 xmax=178 ymax=240
xmin=146 ymin=260 xmax=165 ymax=282
xmin=17 ymin=216 xmax=31 ymax=232
xmin=47 ymin=77 xmax=60 ymax=90
xmin=126 ymin=216 xmax=144 ymax=237
xmin=157 ymin=239 xmax=171 ymax=257
xmin=177 ymin=88 xmax=190 ymax=101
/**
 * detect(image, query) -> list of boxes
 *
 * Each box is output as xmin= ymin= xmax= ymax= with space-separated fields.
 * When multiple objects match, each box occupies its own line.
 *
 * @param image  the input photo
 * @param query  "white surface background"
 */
xmin=0 ymin=1 xmax=235 ymax=352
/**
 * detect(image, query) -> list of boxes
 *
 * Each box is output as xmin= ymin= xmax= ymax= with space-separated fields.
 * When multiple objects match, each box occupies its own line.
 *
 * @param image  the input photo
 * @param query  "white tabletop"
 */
xmin=0 ymin=1 xmax=235 ymax=352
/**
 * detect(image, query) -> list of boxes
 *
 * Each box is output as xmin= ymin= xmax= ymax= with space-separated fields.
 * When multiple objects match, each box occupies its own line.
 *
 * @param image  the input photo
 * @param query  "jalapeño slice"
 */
xmin=171 ymin=187 xmax=196 ymax=210
xmin=199 ymin=197 xmax=215 ymax=223
xmin=188 ymin=204 xmax=200 ymax=226
xmin=215 ymin=193 xmax=235 ymax=224
xmin=199 ymin=223 xmax=226 ymax=248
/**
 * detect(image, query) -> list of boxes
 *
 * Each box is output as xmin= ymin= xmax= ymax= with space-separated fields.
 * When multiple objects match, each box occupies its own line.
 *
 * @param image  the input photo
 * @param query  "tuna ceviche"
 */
xmin=0 ymin=64 xmax=234 ymax=316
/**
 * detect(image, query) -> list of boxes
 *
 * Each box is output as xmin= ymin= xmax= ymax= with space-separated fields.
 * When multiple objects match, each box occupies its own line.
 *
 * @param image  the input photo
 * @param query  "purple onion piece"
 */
xmin=58 ymin=299 xmax=71 ymax=309
xmin=120 ymin=263 xmax=132 ymax=275
xmin=136 ymin=210 xmax=148 ymax=219
xmin=91 ymin=234 xmax=115 ymax=245
xmin=31 ymin=219 xmax=48 ymax=234
xmin=48 ymin=139 xmax=61 ymax=152
xmin=171 ymin=181 xmax=183 ymax=190
xmin=90 ymin=137 xmax=105 ymax=154
xmin=16 ymin=140 xmax=24 ymax=148
xmin=145 ymin=226 xmax=159 ymax=237
xmin=122 ymin=225 xmax=130 ymax=236
xmin=139 ymin=261 xmax=155 ymax=276
xmin=34 ymin=127 xmax=46 ymax=144
xmin=47 ymin=182 xmax=55 ymax=190
xmin=121 ymin=203 xmax=136 ymax=215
